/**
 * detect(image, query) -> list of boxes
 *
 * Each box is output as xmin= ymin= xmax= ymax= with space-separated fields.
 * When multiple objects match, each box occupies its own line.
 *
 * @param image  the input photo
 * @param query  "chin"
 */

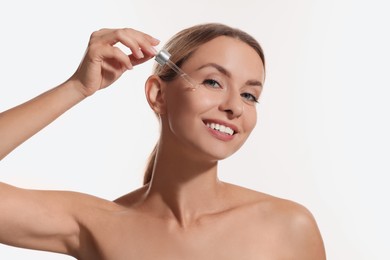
xmin=197 ymin=146 xmax=240 ymax=162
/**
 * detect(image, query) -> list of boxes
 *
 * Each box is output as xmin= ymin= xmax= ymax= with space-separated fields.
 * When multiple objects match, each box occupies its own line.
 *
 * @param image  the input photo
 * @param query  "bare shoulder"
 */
xmin=224 ymin=182 xmax=326 ymax=259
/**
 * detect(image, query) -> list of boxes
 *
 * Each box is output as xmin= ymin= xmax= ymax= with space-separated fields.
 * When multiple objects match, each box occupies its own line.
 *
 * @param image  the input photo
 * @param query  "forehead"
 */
xmin=182 ymin=36 xmax=265 ymax=82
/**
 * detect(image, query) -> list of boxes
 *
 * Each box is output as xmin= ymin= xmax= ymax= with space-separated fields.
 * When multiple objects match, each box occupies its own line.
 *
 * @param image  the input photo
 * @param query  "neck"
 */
xmin=143 ymin=140 xmax=225 ymax=228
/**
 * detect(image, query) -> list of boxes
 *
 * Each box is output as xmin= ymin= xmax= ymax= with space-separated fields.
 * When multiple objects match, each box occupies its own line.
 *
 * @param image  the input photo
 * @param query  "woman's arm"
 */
xmin=0 ymin=28 xmax=159 ymax=255
xmin=0 ymin=182 xmax=82 ymax=256
xmin=0 ymin=181 xmax=121 ymax=257
xmin=0 ymin=28 xmax=159 ymax=160
xmin=0 ymin=80 xmax=86 ymax=160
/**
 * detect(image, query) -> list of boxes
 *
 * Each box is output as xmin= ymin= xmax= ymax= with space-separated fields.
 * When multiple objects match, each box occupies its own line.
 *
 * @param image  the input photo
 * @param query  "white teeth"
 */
xmin=206 ymin=122 xmax=234 ymax=135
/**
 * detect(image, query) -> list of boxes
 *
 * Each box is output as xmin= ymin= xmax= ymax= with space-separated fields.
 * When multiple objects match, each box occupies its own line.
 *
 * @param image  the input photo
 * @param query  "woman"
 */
xmin=0 ymin=24 xmax=326 ymax=259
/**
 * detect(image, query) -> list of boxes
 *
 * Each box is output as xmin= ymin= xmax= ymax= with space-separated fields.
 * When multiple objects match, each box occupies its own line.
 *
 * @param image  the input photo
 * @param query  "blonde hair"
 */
xmin=143 ymin=23 xmax=265 ymax=185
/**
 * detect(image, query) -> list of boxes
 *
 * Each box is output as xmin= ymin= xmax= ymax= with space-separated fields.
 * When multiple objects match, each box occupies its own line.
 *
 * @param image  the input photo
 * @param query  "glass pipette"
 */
xmin=155 ymin=49 xmax=197 ymax=89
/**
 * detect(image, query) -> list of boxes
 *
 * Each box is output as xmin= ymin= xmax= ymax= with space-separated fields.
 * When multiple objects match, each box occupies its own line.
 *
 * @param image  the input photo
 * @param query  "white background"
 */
xmin=1 ymin=0 xmax=389 ymax=259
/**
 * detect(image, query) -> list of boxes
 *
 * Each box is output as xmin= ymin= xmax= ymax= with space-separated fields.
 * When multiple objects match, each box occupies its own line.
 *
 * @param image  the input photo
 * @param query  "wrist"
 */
xmin=63 ymin=77 xmax=91 ymax=100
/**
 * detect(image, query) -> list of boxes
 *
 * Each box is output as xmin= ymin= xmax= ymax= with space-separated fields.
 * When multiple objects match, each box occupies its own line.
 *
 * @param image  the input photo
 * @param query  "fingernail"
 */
xmin=136 ymin=49 xmax=144 ymax=58
xmin=150 ymin=46 xmax=158 ymax=55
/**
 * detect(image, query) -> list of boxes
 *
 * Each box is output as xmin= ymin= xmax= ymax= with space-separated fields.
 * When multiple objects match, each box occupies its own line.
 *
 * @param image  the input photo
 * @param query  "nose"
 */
xmin=219 ymin=90 xmax=243 ymax=118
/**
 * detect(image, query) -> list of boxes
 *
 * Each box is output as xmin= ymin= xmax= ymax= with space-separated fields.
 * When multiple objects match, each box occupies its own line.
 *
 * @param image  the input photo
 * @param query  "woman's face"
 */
xmin=160 ymin=36 xmax=265 ymax=161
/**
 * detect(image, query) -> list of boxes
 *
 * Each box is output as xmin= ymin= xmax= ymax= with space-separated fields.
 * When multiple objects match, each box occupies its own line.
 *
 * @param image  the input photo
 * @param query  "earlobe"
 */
xmin=145 ymin=75 xmax=166 ymax=115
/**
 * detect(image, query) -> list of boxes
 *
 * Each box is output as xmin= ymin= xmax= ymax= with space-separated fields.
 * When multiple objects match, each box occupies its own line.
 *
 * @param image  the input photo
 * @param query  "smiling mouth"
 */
xmin=205 ymin=122 xmax=235 ymax=136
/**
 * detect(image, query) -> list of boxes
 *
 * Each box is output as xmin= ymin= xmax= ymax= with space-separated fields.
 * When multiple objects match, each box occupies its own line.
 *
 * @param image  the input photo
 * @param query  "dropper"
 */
xmin=155 ymin=49 xmax=197 ymax=89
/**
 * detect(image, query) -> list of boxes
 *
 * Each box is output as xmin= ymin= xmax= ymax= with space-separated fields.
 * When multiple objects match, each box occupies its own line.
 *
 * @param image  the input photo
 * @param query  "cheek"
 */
xmin=189 ymin=89 xmax=219 ymax=112
xmin=163 ymin=89 xmax=209 ymax=137
xmin=166 ymin=87 xmax=217 ymax=118
xmin=244 ymin=108 xmax=257 ymax=133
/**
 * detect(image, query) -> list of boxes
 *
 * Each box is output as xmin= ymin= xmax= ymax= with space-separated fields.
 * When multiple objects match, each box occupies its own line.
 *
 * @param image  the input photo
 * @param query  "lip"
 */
xmin=203 ymin=119 xmax=239 ymax=133
xmin=203 ymin=119 xmax=239 ymax=141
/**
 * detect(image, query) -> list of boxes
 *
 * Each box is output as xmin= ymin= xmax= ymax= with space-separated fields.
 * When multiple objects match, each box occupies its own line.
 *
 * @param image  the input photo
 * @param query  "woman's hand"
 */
xmin=0 ymin=28 xmax=159 ymax=160
xmin=70 ymin=28 xmax=160 ymax=97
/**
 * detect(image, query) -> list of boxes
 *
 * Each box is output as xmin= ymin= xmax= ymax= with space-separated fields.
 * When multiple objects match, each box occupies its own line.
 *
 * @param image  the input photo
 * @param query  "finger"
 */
xmin=122 ymin=36 xmax=146 ymax=59
xmin=141 ymin=32 xmax=160 ymax=46
xmin=129 ymin=53 xmax=154 ymax=66
xmin=111 ymin=30 xmax=153 ymax=59
xmin=123 ymin=28 xmax=160 ymax=46
xmin=135 ymin=36 xmax=159 ymax=57
xmin=94 ymin=45 xmax=133 ymax=70
xmin=95 ymin=28 xmax=157 ymax=47
xmin=90 ymin=28 xmax=112 ymax=37
xmin=89 ymin=28 xmax=119 ymax=45
xmin=105 ymin=28 xmax=159 ymax=58
xmin=89 ymin=28 xmax=159 ymax=62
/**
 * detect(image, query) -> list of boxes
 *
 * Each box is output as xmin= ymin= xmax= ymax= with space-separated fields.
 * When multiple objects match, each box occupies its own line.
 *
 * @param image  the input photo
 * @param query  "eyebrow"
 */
xmin=196 ymin=63 xmax=263 ymax=88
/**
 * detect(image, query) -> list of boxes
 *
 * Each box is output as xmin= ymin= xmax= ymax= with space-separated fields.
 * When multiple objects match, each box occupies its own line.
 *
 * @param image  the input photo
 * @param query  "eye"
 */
xmin=241 ymin=92 xmax=259 ymax=103
xmin=202 ymin=79 xmax=222 ymax=89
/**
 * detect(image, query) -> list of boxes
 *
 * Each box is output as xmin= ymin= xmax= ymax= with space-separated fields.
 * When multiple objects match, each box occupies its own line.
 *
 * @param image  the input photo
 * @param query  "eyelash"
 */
xmin=202 ymin=79 xmax=259 ymax=104
xmin=202 ymin=79 xmax=222 ymax=89
xmin=241 ymin=93 xmax=259 ymax=103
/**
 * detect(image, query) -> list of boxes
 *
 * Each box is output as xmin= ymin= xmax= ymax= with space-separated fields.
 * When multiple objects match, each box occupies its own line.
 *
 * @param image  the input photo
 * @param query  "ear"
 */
xmin=145 ymin=75 xmax=166 ymax=115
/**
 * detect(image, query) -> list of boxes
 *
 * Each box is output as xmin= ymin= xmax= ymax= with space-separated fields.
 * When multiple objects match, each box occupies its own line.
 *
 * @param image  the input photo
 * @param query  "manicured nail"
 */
xmin=136 ymin=49 xmax=144 ymax=58
xmin=150 ymin=46 xmax=158 ymax=55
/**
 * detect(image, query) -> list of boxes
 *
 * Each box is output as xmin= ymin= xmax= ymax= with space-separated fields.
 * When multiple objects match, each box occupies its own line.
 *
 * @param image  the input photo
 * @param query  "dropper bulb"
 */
xmin=155 ymin=49 xmax=198 ymax=90
xmin=155 ymin=50 xmax=171 ymax=66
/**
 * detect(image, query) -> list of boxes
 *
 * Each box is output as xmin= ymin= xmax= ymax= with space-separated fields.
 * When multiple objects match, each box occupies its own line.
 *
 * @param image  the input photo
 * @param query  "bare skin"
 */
xmin=0 ymin=28 xmax=326 ymax=259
